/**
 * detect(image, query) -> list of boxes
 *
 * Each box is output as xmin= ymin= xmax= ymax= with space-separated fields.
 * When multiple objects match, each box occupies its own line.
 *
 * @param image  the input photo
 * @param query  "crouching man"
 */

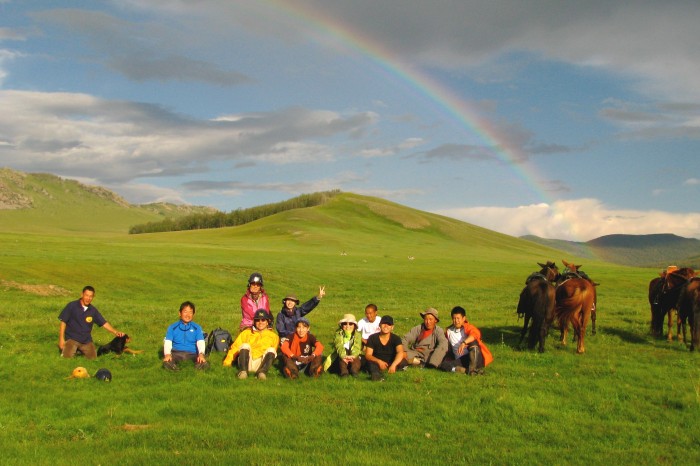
xmin=223 ymin=309 xmax=279 ymax=380
xmin=440 ymin=306 xmax=493 ymax=375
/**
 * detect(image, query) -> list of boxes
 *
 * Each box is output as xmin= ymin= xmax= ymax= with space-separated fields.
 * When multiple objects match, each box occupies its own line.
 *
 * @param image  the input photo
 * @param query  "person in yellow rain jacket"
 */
xmin=223 ymin=309 xmax=279 ymax=380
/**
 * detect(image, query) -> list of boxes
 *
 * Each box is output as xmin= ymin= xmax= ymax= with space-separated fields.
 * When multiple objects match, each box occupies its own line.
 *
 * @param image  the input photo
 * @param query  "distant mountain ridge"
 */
xmin=521 ymin=233 xmax=700 ymax=268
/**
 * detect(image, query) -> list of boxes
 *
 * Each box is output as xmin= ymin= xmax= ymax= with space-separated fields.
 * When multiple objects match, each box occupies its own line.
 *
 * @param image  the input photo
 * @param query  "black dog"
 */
xmin=97 ymin=335 xmax=143 ymax=356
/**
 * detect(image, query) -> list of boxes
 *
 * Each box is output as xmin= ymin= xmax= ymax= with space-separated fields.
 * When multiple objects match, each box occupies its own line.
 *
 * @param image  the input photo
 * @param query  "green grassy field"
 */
xmin=1 ymin=193 xmax=698 ymax=465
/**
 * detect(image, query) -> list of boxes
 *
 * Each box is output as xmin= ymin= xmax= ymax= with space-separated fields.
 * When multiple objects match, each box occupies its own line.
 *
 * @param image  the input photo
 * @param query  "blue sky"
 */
xmin=1 ymin=0 xmax=699 ymax=241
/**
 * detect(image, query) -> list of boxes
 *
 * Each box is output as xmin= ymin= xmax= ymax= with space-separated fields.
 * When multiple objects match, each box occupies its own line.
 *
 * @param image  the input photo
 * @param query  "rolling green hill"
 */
xmin=0 ymin=168 xmax=217 ymax=234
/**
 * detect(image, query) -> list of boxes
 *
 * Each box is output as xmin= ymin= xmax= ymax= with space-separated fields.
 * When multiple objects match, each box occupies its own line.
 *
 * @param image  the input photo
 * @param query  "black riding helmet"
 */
xmin=95 ymin=368 xmax=112 ymax=382
xmin=248 ymin=272 xmax=264 ymax=286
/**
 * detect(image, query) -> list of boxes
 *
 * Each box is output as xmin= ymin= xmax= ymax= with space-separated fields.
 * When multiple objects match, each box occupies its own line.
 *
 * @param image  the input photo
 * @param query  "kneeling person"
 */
xmin=162 ymin=301 xmax=209 ymax=371
xmin=280 ymin=318 xmax=324 ymax=379
xmin=223 ymin=309 xmax=279 ymax=380
xmin=440 ymin=306 xmax=493 ymax=375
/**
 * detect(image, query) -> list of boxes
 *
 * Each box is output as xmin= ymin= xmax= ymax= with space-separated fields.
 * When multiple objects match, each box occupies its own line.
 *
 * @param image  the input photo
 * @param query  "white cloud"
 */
xmin=0 ymin=90 xmax=376 ymax=183
xmin=435 ymin=198 xmax=700 ymax=241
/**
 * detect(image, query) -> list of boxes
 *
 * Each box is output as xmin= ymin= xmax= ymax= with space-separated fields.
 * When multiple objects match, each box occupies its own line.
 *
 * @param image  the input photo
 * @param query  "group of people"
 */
xmin=57 ymin=273 xmax=493 ymax=381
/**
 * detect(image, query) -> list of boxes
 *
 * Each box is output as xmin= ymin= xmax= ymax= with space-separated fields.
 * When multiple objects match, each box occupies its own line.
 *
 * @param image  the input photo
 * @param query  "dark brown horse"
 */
xmin=676 ymin=277 xmax=700 ymax=351
xmin=517 ymin=261 xmax=558 ymax=352
xmin=561 ymin=260 xmax=599 ymax=336
xmin=555 ymin=274 xmax=596 ymax=354
xmin=649 ymin=267 xmax=696 ymax=341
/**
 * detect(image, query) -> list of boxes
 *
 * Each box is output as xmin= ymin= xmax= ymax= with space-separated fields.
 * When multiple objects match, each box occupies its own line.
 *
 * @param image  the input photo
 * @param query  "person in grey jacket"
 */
xmin=401 ymin=308 xmax=448 ymax=368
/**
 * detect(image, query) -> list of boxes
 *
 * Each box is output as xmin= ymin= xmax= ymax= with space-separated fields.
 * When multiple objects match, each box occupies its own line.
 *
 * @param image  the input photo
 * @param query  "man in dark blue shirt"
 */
xmin=58 ymin=286 xmax=124 ymax=359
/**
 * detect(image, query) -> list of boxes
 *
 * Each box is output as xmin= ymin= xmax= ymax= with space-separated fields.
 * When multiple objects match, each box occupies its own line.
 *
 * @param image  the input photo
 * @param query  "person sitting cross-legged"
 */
xmin=223 ymin=309 xmax=279 ymax=380
xmin=364 ymin=315 xmax=408 ymax=381
xmin=162 ymin=301 xmax=209 ymax=371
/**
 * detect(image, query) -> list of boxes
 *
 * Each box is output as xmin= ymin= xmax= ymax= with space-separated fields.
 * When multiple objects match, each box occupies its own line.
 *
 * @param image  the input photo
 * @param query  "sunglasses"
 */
xmin=341 ymin=322 xmax=354 ymax=326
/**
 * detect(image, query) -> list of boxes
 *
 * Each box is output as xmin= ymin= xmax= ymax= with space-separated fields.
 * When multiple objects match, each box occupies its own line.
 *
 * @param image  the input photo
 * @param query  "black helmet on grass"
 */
xmin=95 ymin=368 xmax=112 ymax=382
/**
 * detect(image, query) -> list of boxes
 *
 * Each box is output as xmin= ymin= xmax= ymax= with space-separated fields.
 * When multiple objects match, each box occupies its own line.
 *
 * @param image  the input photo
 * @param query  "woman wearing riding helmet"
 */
xmin=240 ymin=272 xmax=270 ymax=331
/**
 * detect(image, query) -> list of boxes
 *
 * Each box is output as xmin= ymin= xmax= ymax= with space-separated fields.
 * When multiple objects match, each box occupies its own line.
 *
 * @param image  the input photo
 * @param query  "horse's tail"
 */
xmin=556 ymin=281 xmax=591 ymax=329
xmin=527 ymin=280 xmax=552 ymax=349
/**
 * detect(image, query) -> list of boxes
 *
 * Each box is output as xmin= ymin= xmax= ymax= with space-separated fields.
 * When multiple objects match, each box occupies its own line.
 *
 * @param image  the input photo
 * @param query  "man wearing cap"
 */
xmin=401 ymin=308 xmax=449 ymax=369
xmin=364 ymin=316 xmax=408 ymax=381
xmin=275 ymin=286 xmax=326 ymax=341
xmin=223 ymin=309 xmax=279 ymax=380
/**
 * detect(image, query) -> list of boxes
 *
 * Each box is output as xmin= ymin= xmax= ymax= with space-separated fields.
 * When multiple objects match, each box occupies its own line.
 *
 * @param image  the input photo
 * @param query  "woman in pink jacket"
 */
xmin=240 ymin=272 xmax=270 ymax=331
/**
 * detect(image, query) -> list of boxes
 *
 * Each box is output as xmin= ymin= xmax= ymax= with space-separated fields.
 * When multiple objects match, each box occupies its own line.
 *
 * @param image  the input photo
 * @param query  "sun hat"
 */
xmin=282 ymin=294 xmax=300 ymax=304
xmin=420 ymin=307 xmax=440 ymax=322
xmin=253 ymin=309 xmax=271 ymax=321
xmin=338 ymin=313 xmax=358 ymax=326
xmin=379 ymin=315 xmax=394 ymax=325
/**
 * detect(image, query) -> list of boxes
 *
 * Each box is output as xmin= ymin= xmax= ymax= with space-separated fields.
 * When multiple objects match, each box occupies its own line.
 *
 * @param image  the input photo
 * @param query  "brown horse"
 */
xmin=676 ymin=277 xmax=700 ymax=351
xmin=649 ymin=267 xmax=696 ymax=341
xmin=555 ymin=275 xmax=596 ymax=354
xmin=561 ymin=260 xmax=599 ymax=336
xmin=517 ymin=261 xmax=558 ymax=352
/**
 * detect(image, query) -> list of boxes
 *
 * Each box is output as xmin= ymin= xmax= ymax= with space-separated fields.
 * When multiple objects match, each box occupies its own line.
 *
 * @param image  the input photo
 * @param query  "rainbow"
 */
xmin=259 ymin=2 xmax=597 ymax=252
xmin=262 ymin=1 xmax=549 ymax=200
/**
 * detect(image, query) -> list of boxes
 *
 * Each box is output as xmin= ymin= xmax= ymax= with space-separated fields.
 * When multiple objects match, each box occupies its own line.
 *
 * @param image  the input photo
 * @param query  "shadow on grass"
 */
xmin=598 ymin=326 xmax=649 ymax=345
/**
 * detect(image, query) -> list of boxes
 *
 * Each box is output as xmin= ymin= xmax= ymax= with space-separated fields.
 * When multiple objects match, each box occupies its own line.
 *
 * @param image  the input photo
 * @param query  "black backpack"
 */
xmin=205 ymin=327 xmax=232 ymax=354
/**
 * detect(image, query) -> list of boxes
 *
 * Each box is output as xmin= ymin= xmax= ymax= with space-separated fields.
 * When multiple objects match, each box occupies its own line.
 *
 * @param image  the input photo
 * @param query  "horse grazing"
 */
xmin=561 ymin=260 xmax=599 ymax=335
xmin=555 ymin=275 xmax=596 ymax=354
xmin=676 ymin=277 xmax=700 ymax=351
xmin=648 ymin=267 xmax=696 ymax=341
xmin=517 ymin=261 xmax=558 ymax=352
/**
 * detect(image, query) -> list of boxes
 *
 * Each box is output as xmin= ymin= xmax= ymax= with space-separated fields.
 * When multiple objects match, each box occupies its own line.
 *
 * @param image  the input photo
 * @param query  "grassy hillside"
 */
xmin=0 ymin=191 xmax=698 ymax=465
xmin=0 ymin=168 xmax=217 ymax=234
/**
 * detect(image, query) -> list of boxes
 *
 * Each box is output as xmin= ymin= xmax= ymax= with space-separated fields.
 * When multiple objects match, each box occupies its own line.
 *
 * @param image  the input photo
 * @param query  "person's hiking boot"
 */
xmin=410 ymin=357 xmax=422 ymax=366
xmin=284 ymin=367 xmax=297 ymax=380
xmin=370 ymin=372 xmax=384 ymax=382
xmin=237 ymin=349 xmax=250 ymax=375
xmin=162 ymin=360 xmax=180 ymax=371
xmin=256 ymin=352 xmax=275 ymax=379
xmin=195 ymin=361 xmax=210 ymax=371
xmin=237 ymin=371 xmax=248 ymax=379
xmin=454 ymin=366 xmax=467 ymax=374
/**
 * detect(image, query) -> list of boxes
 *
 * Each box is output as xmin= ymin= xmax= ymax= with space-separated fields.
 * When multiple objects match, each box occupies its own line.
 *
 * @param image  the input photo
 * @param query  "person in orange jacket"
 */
xmin=279 ymin=318 xmax=324 ymax=379
xmin=440 ymin=306 xmax=493 ymax=375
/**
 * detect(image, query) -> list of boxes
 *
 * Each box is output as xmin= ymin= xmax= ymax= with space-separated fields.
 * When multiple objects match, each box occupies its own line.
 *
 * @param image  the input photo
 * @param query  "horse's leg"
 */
xmin=666 ymin=308 xmax=674 ymax=342
xmin=591 ymin=301 xmax=596 ymax=336
xmin=559 ymin=318 xmax=568 ymax=346
xmin=676 ymin=312 xmax=683 ymax=342
xmin=519 ymin=314 xmax=530 ymax=347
